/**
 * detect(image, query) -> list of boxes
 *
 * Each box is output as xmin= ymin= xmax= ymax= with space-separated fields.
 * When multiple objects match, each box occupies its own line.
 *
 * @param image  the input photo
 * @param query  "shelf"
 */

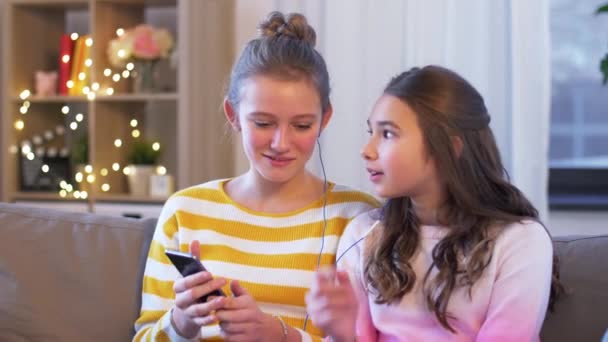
xmin=12 ymin=95 xmax=89 ymax=103
xmin=12 ymin=93 xmax=178 ymax=103
xmin=95 ymin=93 xmax=178 ymax=102
xmin=10 ymin=0 xmax=88 ymax=9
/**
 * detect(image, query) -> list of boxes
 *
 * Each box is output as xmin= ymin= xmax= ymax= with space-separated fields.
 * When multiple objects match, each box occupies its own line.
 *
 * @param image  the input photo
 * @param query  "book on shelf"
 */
xmin=58 ymin=34 xmax=75 ymax=96
xmin=68 ymin=35 xmax=90 ymax=96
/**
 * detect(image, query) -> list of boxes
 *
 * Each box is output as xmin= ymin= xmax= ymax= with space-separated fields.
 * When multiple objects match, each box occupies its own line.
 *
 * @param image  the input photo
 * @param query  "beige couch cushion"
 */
xmin=0 ymin=203 xmax=156 ymax=341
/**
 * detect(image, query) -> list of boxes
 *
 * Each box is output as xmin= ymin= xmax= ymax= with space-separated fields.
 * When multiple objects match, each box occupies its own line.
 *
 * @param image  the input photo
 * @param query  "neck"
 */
xmin=227 ymin=168 xmax=325 ymax=213
xmin=411 ymin=191 xmax=444 ymax=226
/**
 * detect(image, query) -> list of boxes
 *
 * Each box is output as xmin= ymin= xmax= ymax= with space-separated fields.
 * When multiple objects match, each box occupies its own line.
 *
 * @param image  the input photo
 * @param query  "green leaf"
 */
xmin=596 ymin=3 xmax=608 ymax=14
xmin=601 ymin=54 xmax=608 ymax=85
xmin=128 ymin=140 xmax=161 ymax=165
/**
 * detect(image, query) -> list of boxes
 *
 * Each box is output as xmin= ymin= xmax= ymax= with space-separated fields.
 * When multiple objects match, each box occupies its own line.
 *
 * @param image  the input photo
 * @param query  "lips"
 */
xmin=263 ymin=154 xmax=295 ymax=167
xmin=367 ymin=168 xmax=383 ymax=176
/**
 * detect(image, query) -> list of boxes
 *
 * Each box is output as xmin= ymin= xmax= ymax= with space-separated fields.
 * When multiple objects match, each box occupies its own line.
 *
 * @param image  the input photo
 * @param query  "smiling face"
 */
xmin=226 ymin=75 xmax=331 ymax=184
xmin=361 ymin=94 xmax=441 ymax=200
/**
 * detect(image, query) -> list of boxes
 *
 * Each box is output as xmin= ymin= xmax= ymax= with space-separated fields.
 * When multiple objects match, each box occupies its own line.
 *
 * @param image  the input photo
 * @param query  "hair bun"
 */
xmin=258 ymin=11 xmax=317 ymax=47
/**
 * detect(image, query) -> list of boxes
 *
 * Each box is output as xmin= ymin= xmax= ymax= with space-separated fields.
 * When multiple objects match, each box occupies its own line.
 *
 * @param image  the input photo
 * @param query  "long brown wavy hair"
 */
xmin=362 ymin=65 xmax=562 ymax=332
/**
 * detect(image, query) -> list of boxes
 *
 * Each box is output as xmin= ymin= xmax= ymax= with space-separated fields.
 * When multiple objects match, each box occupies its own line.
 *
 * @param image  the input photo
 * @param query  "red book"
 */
xmin=58 ymin=34 xmax=74 ymax=95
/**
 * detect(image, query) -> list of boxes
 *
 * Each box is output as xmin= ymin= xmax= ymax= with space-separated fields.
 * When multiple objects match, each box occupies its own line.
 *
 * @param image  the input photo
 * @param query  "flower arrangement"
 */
xmin=107 ymin=24 xmax=174 ymax=68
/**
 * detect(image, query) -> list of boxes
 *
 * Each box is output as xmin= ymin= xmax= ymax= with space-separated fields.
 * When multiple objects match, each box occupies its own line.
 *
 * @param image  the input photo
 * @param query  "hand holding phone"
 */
xmin=165 ymin=249 xmax=226 ymax=303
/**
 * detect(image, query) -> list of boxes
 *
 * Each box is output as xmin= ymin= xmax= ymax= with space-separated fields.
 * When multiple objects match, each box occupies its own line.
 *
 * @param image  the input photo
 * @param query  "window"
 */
xmin=549 ymin=0 xmax=608 ymax=209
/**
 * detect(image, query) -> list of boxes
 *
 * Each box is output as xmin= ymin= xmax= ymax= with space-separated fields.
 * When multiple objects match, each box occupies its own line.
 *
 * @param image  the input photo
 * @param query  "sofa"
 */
xmin=0 ymin=202 xmax=606 ymax=341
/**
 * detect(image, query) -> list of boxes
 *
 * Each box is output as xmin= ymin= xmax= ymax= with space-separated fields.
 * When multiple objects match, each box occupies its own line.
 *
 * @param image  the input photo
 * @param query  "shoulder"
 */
xmin=159 ymin=178 xmax=231 ymax=215
xmin=339 ymin=210 xmax=381 ymax=249
xmin=336 ymin=209 xmax=381 ymax=267
xmin=329 ymin=183 xmax=382 ymax=207
xmin=493 ymin=219 xmax=553 ymax=264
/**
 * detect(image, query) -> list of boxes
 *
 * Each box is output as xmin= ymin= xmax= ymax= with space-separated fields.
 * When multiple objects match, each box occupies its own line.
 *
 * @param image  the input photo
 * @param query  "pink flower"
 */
xmin=132 ymin=25 xmax=161 ymax=60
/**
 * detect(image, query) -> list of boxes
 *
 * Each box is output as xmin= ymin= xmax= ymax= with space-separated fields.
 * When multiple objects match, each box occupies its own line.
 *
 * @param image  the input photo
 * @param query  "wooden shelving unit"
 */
xmin=1 ymin=0 xmax=236 ymax=215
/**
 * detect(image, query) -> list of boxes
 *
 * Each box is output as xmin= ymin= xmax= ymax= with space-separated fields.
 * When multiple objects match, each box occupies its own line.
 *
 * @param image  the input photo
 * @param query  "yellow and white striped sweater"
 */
xmin=133 ymin=179 xmax=379 ymax=342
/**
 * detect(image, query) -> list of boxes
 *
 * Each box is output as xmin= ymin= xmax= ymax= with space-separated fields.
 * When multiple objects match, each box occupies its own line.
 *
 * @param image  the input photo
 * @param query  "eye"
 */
xmin=293 ymin=123 xmax=313 ymax=130
xmin=366 ymin=129 xmax=372 ymax=135
xmin=382 ymin=129 xmax=395 ymax=139
xmin=254 ymin=121 xmax=272 ymax=128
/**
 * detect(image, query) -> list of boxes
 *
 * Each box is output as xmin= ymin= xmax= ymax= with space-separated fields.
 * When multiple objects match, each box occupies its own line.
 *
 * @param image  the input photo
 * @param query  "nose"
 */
xmin=360 ymin=138 xmax=377 ymax=161
xmin=270 ymin=126 xmax=289 ymax=153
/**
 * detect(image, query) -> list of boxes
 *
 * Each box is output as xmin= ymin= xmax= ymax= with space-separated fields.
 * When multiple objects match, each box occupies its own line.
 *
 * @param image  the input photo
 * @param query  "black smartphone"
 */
xmin=164 ymin=249 xmax=226 ymax=303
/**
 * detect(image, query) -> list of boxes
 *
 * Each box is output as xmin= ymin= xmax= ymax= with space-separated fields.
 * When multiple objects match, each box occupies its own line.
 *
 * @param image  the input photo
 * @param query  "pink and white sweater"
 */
xmin=336 ymin=213 xmax=553 ymax=342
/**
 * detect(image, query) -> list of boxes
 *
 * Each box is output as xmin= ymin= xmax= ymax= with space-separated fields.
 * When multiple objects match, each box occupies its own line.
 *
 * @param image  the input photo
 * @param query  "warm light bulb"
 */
xmin=114 ymin=139 xmax=122 ymax=147
xmin=87 ymin=92 xmax=96 ymax=101
xmin=122 ymin=70 xmax=130 ymax=78
xmin=152 ymin=142 xmax=160 ymax=151
xmin=131 ymin=129 xmax=140 ymax=138
xmin=75 ymin=172 xmax=83 ymax=183
xmin=82 ymin=87 xmax=90 ymax=95
xmin=117 ymin=49 xmax=126 ymax=58
xmin=112 ymin=163 xmax=120 ymax=171
xmin=116 ymin=28 xmax=124 ymax=36
xmin=41 ymin=164 xmax=50 ymax=173
xmin=81 ymin=191 xmax=88 ymax=199
xmin=62 ymin=55 xmax=70 ymax=63
xmin=78 ymin=72 xmax=86 ymax=81
xmin=126 ymin=62 xmax=134 ymax=71
xmin=61 ymin=106 xmax=70 ymax=114
xmin=19 ymin=90 xmax=31 ymax=100
xmin=156 ymin=166 xmax=167 ymax=175
xmin=23 ymin=101 xmax=30 ymax=108
xmin=60 ymin=180 xmax=68 ymax=189
xmin=20 ymin=106 xmax=28 ymax=114
xmin=59 ymin=190 xmax=67 ymax=198
xmin=86 ymin=174 xmax=95 ymax=183
xmin=112 ymin=74 xmax=121 ymax=82
xmin=70 ymin=33 xmax=79 ymax=41
xmin=26 ymin=152 xmax=35 ymax=160
xmin=70 ymin=122 xmax=78 ymax=130
xmin=75 ymin=113 xmax=84 ymax=122
xmin=66 ymin=80 xmax=74 ymax=88
xmin=85 ymin=38 xmax=93 ymax=47
xmin=84 ymin=165 xmax=93 ymax=173
xmin=104 ymin=68 xmax=112 ymax=77
xmin=21 ymin=145 xmax=32 ymax=155
xmin=91 ymin=82 xmax=100 ymax=91
xmin=130 ymin=119 xmax=138 ymax=127
xmin=66 ymin=184 xmax=73 ymax=192
xmin=101 ymin=183 xmax=111 ymax=192
xmin=106 ymin=88 xmax=114 ymax=95
xmin=85 ymin=58 xmax=93 ymax=67
xmin=14 ymin=120 xmax=24 ymax=130
xmin=123 ymin=166 xmax=132 ymax=175
xmin=100 ymin=168 xmax=108 ymax=176
xmin=74 ymin=191 xmax=81 ymax=199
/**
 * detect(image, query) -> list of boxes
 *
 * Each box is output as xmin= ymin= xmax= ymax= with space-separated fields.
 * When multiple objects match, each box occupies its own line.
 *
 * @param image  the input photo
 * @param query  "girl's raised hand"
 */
xmin=305 ymin=268 xmax=358 ymax=342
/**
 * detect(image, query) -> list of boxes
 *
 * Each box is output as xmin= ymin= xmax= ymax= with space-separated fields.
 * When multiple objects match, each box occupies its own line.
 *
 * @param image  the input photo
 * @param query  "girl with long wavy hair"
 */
xmin=306 ymin=65 xmax=560 ymax=341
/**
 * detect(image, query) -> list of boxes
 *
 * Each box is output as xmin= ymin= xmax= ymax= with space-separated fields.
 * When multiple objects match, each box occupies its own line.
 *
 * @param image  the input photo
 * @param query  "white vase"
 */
xmin=126 ymin=165 xmax=155 ymax=197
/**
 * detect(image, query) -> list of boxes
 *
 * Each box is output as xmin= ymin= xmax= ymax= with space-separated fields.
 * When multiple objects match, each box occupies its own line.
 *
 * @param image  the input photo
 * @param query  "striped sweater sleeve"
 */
xmin=133 ymin=198 xmax=198 ymax=341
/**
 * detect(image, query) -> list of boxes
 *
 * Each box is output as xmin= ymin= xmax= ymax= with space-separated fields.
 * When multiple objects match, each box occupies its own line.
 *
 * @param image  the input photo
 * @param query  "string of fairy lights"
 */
xmin=10 ymin=28 xmax=168 ymax=199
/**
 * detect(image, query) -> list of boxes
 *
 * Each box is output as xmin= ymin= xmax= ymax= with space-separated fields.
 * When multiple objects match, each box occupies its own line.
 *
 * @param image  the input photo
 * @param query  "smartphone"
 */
xmin=164 ymin=249 xmax=226 ymax=303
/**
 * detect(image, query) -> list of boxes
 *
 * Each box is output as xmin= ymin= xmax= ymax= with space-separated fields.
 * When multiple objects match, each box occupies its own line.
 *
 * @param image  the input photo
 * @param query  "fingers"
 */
xmin=219 ymin=321 xmax=251 ymax=334
xmin=174 ymin=275 xmax=227 ymax=309
xmin=190 ymin=240 xmax=201 ymax=259
xmin=230 ymin=280 xmax=249 ymax=297
xmin=182 ymin=296 xmax=226 ymax=320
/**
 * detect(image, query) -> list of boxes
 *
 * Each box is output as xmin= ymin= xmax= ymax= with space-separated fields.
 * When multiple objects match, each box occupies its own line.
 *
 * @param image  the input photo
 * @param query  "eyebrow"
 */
xmin=367 ymin=119 xmax=401 ymax=130
xmin=249 ymin=112 xmax=318 ymax=120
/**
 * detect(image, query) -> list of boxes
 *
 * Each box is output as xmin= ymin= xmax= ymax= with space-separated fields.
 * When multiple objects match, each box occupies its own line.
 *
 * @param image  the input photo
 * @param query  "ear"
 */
xmin=451 ymin=135 xmax=463 ymax=158
xmin=223 ymin=98 xmax=240 ymax=131
xmin=318 ymin=103 xmax=333 ymax=137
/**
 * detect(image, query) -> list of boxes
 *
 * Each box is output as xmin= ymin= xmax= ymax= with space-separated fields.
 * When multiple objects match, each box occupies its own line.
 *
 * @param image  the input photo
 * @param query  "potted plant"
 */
xmin=126 ymin=139 xmax=161 ymax=197
xmin=71 ymin=133 xmax=89 ymax=191
xmin=598 ymin=3 xmax=608 ymax=84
